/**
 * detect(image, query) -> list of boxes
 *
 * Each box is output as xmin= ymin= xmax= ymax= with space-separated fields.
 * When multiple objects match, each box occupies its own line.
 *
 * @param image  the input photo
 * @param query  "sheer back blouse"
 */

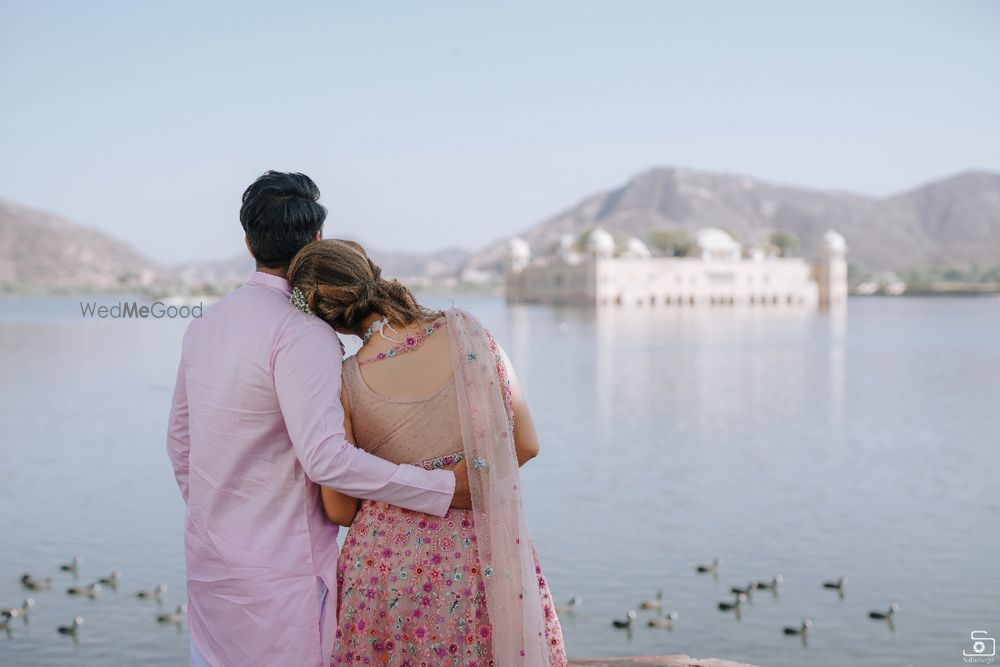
xmin=341 ymin=352 xmax=463 ymax=467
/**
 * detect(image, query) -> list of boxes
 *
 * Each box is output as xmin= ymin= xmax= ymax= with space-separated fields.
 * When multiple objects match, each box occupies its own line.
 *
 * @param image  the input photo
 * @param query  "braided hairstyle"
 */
xmin=287 ymin=239 xmax=443 ymax=335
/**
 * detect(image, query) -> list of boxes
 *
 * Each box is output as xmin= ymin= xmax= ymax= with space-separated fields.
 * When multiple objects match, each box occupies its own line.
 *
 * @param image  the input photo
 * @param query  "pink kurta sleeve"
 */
xmin=166 ymin=354 xmax=191 ymax=503
xmin=273 ymin=320 xmax=455 ymax=517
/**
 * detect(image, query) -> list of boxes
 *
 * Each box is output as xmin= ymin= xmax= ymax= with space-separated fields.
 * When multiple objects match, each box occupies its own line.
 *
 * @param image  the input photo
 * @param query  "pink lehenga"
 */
xmin=333 ymin=309 xmax=566 ymax=666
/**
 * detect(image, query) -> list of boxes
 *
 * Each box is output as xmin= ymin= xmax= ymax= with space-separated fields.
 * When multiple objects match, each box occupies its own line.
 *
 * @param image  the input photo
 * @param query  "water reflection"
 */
xmin=1 ymin=296 xmax=998 ymax=667
xmin=826 ymin=306 xmax=847 ymax=428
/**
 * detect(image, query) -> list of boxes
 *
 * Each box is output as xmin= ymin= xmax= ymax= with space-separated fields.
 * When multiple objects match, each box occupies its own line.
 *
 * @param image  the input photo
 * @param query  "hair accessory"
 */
xmin=290 ymin=286 xmax=313 ymax=315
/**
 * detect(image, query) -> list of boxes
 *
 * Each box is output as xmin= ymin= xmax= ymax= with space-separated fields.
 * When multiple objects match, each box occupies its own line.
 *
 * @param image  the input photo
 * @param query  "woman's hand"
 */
xmin=321 ymin=487 xmax=360 ymax=526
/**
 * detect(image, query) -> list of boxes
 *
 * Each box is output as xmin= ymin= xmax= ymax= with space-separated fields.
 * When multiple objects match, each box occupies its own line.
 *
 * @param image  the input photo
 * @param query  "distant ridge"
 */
xmin=173 ymin=246 xmax=473 ymax=286
xmin=0 ymin=197 xmax=471 ymax=293
xmin=2 ymin=167 xmax=998 ymax=293
xmin=462 ymin=167 xmax=1000 ymax=275
xmin=0 ymin=197 xmax=161 ymax=292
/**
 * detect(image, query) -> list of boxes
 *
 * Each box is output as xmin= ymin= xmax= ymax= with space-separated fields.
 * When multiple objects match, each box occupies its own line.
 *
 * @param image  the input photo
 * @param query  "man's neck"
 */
xmin=255 ymin=265 xmax=287 ymax=279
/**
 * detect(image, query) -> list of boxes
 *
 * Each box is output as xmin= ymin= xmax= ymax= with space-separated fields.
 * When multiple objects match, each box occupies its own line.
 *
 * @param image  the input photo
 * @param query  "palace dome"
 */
xmin=508 ymin=237 xmax=531 ymax=259
xmin=821 ymin=229 xmax=847 ymax=252
xmin=694 ymin=227 xmax=739 ymax=250
xmin=585 ymin=227 xmax=615 ymax=256
xmin=623 ymin=237 xmax=652 ymax=258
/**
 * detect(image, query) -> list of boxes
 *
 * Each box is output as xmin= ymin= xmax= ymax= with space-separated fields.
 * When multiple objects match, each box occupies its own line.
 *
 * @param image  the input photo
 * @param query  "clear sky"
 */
xmin=1 ymin=0 xmax=998 ymax=263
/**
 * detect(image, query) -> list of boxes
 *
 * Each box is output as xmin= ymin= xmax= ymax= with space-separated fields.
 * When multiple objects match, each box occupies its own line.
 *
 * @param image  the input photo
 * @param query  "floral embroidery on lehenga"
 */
xmin=333 ymin=500 xmax=567 ymax=666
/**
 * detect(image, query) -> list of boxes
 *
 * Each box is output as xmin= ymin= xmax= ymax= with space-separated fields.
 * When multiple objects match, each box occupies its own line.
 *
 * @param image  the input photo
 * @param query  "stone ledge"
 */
xmin=570 ymin=656 xmax=760 ymax=667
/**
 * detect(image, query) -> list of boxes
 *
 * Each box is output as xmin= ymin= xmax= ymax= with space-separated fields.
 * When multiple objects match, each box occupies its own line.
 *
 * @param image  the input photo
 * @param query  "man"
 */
xmin=167 ymin=171 xmax=471 ymax=666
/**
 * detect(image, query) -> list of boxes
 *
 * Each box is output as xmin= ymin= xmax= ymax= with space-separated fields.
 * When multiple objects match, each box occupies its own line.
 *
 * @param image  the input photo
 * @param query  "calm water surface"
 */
xmin=1 ymin=294 xmax=998 ymax=667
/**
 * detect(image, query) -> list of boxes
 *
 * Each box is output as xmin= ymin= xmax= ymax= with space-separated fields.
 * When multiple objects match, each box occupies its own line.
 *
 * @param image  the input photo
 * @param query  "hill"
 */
xmin=0 ymin=198 xmax=160 ymax=292
xmin=3 ymin=167 xmax=998 ymax=293
xmin=463 ymin=168 xmax=1000 ymax=275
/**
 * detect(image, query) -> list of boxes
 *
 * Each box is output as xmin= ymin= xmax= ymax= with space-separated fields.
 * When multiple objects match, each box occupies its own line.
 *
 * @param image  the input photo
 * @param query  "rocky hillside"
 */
xmin=0 ymin=198 xmax=160 ymax=292
xmin=0 ymin=196 xmax=470 ymax=294
xmin=463 ymin=168 xmax=1000 ymax=274
xmin=2 ymin=167 xmax=997 ymax=293
xmin=175 ymin=245 xmax=472 ymax=286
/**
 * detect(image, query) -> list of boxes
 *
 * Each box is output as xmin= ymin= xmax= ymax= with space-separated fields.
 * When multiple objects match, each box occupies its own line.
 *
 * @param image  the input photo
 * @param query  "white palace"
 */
xmin=505 ymin=227 xmax=848 ymax=309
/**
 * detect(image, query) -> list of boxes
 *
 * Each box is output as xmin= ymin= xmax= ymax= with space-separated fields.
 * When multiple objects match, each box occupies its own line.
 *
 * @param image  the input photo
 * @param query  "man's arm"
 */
xmin=274 ymin=320 xmax=468 ymax=517
xmin=166 ymin=354 xmax=191 ymax=503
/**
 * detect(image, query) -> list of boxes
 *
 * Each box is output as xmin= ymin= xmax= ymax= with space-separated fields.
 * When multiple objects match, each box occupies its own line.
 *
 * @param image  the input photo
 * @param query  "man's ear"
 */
xmin=312 ymin=229 xmax=322 ymax=242
xmin=244 ymin=236 xmax=255 ymax=259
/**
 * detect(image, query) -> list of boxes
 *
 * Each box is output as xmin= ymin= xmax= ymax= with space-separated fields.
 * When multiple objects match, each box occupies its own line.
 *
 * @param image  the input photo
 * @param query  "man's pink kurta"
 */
xmin=166 ymin=272 xmax=455 ymax=666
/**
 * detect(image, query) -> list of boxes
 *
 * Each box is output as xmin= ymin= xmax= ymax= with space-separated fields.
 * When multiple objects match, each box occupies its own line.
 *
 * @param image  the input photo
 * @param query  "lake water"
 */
xmin=1 ymin=294 xmax=998 ymax=667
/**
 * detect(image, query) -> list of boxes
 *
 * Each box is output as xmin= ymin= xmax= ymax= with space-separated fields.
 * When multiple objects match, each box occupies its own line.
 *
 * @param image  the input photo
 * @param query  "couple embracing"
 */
xmin=166 ymin=171 xmax=567 ymax=666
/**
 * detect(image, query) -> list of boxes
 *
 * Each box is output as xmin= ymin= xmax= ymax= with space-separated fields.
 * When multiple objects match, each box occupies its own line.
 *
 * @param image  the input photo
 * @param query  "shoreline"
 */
xmin=3 ymin=286 xmax=1000 ymax=300
xmin=570 ymin=656 xmax=761 ymax=667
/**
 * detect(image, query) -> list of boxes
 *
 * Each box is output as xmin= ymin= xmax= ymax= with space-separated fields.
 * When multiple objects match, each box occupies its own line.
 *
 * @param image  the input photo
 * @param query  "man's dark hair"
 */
xmin=240 ymin=171 xmax=327 ymax=269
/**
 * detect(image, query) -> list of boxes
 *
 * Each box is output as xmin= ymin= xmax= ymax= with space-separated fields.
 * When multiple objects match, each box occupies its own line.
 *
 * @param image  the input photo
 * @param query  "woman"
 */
xmin=287 ymin=239 xmax=567 ymax=667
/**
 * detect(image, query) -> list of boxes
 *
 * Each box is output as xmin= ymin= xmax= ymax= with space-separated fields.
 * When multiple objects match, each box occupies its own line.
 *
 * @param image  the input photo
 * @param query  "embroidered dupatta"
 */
xmin=445 ymin=308 xmax=552 ymax=666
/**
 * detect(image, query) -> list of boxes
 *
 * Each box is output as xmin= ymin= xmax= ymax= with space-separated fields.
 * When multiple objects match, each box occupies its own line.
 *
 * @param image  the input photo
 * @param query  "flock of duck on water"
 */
xmin=558 ymin=558 xmax=900 ymax=644
xmin=5 ymin=555 xmax=902 ymax=649
xmin=2 ymin=556 xmax=185 ymax=641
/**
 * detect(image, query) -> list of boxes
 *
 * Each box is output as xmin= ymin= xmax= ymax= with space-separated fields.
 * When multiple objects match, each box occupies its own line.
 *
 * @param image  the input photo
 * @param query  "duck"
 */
xmin=718 ymin=593 xmax=747 ymax=611
xmin=783 ymin=619 xmax=812 ymax=635
xmin=755 ymin=575 xmax=783 ymax=591
xmin=136 ymin=584 xmax=168 ymax=599
xmin=555 ymin=596 xmax=582 ymax=615
xmin=639 ymin=590 xmax=664 ymax=610
xmin=611 ymin=610 xmax=637 ymax=629
xmin=57 ymin=616 xmax=84 ymax=636
xmin=59 ymin=556 xmax=82 ymax=574
xmin=822 ymin=576 xmax=848 ymax=591
xmin=98 ymin=571 xmax=122 ymax=588
xmin=647 ymin=611 xmax=679 ymax=628
xmin=21 ymin=574 xmax=53 ymax=591
xmin=1 ymin=598 xmax=35 ymax=619
xmin=66 ymin=582 xmax=102 ymax=598
xmin=157 ymin=604 xmax=188 ymax=624
xmin=696 ymin=558 xmax=721 ymax=574
xmin=730 ymin=582 xmax=758 ymax=597
xmin=868 ymin=603 xmax=899 ymax=620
